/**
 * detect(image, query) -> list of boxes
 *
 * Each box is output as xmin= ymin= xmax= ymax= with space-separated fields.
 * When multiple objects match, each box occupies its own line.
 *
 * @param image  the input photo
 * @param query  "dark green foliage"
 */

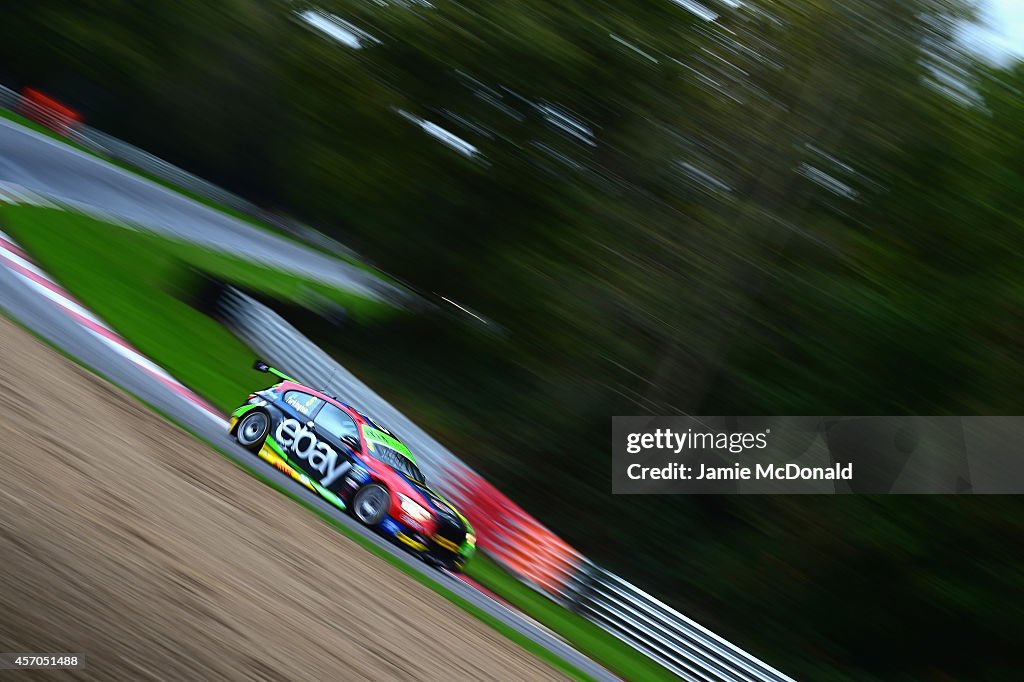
xmin=4 ymin=1 xmax=1024 ymax=678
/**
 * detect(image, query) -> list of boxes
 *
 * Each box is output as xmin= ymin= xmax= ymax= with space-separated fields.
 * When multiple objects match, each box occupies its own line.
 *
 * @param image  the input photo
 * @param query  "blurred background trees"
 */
xmin=4 ymin=0 xmax=1024 ymax=678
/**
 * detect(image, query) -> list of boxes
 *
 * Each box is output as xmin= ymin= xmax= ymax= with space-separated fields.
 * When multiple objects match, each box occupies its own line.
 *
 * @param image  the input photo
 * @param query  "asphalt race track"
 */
xmin=0 ymin=120 xmax=618 ymax=682
xmin=0 ymin=118 xmax=394 ymax=302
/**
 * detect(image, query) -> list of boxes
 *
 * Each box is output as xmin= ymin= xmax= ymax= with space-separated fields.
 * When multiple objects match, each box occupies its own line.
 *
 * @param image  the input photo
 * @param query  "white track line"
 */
xmin=0 ymin=223 xmax=226 ymax=428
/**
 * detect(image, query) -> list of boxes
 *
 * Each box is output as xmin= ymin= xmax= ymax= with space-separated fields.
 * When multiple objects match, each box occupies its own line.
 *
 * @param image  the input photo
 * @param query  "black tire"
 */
xmin=235 ymin=410 xmax=270 ymax=452
xmin=352 ymin=483 xmax=390 ymax=526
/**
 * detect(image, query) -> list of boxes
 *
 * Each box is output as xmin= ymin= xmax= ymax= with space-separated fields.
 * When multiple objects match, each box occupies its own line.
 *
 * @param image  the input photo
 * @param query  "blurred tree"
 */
xmin=3 ymin=0 xmax=1024 ymax=678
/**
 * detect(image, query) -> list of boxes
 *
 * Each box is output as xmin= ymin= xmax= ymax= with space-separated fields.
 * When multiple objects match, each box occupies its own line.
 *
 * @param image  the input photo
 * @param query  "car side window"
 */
xmin=314 ymin=404 xmax=360 ymax=445
xmin=283 ymin=390 xmax=323 ymax=417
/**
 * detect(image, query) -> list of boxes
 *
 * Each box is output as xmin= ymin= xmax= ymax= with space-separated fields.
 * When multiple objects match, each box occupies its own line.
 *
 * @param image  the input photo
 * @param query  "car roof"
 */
xmin=279 ymin=381 xmax=352 ymax=413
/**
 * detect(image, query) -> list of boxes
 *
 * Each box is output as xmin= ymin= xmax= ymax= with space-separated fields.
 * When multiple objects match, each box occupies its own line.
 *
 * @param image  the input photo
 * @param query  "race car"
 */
xmin=228 ymin=360 xmax=475 ymax=571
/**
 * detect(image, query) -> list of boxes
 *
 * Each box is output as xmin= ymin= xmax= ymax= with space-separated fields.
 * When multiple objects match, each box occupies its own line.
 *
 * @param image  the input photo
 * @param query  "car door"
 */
xmin=312 ymin=404 xmax=361 ymax=456
xmin=271 ymin=389 xmax=329 ymax=477
xmin=271 ymin=397 xmax=356 ymax=491
xmin=298 ymin=403 xmax=361 ymax=491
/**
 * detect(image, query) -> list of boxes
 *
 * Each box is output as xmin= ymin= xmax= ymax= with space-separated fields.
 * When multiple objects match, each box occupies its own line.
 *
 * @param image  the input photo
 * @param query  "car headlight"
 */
xmin=465 ymin=533 xmax=476 ymax=548
xmin=398 ymin=494 xmax=432 ymax=523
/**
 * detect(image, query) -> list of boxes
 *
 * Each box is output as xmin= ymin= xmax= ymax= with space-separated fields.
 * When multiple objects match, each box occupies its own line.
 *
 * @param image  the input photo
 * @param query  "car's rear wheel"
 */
xmin=235 ymin=410 xmax=270 ymax=452
xmin=353 ymin=484 xmax=390 ymax=526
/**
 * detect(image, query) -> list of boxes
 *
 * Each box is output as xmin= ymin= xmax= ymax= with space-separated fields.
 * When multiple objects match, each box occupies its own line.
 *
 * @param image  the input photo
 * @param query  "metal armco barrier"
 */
xmin=2 ymin=82 xmax=794 ymax=681
xmin=575 ymin=564 xmax=794 ymax=682
xmin=217 ymin=289 xmax=795 ymax=682
xmin=216 ymin=289 xmax=584 ymax=595
xmin=18 ymin=88 xmax=82 ymax=137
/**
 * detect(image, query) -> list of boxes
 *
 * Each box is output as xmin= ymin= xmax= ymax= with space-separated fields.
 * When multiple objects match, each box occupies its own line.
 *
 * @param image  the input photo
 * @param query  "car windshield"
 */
xmin=371 ymin=443 xmax=425 ymax=483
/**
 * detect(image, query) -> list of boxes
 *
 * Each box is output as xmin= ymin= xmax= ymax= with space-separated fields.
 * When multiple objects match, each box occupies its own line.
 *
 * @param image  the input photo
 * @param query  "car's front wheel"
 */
xmin=352 ymin=483 xmax=390 ymax=526
xmin=235 ymin=410 xmax=270 ymax=452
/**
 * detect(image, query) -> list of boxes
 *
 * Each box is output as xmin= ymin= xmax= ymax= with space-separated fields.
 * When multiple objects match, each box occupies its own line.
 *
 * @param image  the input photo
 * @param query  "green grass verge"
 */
xmin=1 ymin=204 xmax=667 ymax=681
xmin=0 ymin=205 xmax=395 ymax=412
xmin=467 ymin=555 xmax=678 ymax=681
xmin=0 ymin=308 xmax=595 ymax=682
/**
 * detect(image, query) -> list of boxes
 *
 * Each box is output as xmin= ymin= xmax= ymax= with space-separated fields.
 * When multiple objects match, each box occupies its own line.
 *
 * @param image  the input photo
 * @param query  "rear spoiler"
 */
xmin=253 ymin=359 xmax=298 ymax=384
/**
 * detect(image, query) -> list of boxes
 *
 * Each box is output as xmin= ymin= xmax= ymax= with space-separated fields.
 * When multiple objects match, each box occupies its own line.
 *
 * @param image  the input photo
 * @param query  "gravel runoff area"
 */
xmin=0 ymin=312 xmax=565 ymax=681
